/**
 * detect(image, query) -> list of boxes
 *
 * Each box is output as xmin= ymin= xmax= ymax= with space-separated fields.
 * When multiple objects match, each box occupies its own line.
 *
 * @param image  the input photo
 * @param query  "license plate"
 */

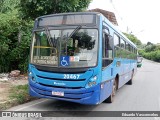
xmin=52 ymin=91 xmax=64 ymax=96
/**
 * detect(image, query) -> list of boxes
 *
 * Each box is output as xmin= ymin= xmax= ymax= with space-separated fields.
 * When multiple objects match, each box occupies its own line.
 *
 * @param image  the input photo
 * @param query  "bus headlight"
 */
xmin=29 ymin=72 xmax=36 ymax=81
xmin=29 ymin=72 xmax=32 ymax=76
xmin=88 ymin=76 xmax=98 ymax=87
xmin=91 ymin=76 xmax=97 ymax=81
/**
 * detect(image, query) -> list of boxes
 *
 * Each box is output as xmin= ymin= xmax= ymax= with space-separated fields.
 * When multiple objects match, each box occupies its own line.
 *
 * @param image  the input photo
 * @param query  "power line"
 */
xmin=110 ymin=0 xmax=130 ymax=33
xmin=110 ymin=0 xmax=123 ymax=21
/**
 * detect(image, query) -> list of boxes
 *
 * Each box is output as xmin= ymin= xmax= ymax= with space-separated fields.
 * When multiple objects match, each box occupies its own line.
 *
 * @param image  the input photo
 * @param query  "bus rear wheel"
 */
xmin=126 ymin=71 xmax=134 ymax=85
xmin=105 ymin=79 xmax=117 ymax=103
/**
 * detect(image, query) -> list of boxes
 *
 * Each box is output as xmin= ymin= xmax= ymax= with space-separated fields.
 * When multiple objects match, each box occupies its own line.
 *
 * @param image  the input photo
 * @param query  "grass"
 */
xmin=9 ymin=84 xmax=31 ymax=104
xmin=0 ymin=84 xmax=37 ymax=110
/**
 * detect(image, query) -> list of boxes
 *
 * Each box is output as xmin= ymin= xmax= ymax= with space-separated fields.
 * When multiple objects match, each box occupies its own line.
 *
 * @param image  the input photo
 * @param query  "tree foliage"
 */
xmin=145 ymin=44 xmax=156 ymax=52
xmin=19 ymin=0 xmax=92 ymax=20
xmin=0 ymin=0 xmax=92 ymax=73
xmin=0 ymin=11 xmax=33 ymax=72
xmin=123 ymin=33 xmax=142 ymax=46
xmin=139 ymin=42 xmax=160 ymax=62
xmin=0 ymin=0 xmax=19 ymax=13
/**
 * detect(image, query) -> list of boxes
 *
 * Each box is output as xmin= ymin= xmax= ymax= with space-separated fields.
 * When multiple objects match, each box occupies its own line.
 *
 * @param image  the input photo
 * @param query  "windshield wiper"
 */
xmin=64 ymin=25 xmax=82 ymax=42
xmin=44 ymin=26 xmax=57 ymax=47
xmin=44 ymin=27 xmax=51 ymax=46
xmin=69 ymin=25 xmax=82 ymax=38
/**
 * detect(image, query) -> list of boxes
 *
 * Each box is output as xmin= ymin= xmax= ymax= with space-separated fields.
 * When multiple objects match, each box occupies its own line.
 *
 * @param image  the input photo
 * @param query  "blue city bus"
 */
xmin=29 ymin=12 xmax=137 ymax=105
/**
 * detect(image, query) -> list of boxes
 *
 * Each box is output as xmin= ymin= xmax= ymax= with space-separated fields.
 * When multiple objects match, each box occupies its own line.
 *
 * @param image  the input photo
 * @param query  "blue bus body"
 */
xmin=28 ymin=12 xmax=137 ymax=105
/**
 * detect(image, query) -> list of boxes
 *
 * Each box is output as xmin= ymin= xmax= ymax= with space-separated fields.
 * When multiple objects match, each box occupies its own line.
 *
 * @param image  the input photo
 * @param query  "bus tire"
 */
xmin=126 ymin=71 xmax=134 ymax=85
xmin=105 ymin=79 xmax=117 ymax=103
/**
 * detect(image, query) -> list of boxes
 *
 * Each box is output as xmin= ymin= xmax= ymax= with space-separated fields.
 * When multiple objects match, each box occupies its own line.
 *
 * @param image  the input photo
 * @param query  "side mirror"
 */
xmin=137 ymin=62 xmax=142 ymax=67
xmin=137 ymin=56 xmax=143 ymax=67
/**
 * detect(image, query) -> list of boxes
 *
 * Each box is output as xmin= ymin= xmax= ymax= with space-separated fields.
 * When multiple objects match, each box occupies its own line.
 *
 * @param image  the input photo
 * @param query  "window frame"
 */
xmin=113 ymin=33 xmax=120 ymax=47
xmin=120 ymin=38 xmax=125 ymax=49
xmin=102 ymin=25 xmax=113 ymax=69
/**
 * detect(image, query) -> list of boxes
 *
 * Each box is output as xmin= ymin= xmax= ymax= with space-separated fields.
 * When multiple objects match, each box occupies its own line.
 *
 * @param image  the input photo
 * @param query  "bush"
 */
xmin=0 ymin=12 xmax=33 ymax=73
xmin=154 ymin=51 xmax=160 ymax=62
xmin=0 ymin=12 xmax=20 ymax=72
xmin=140 ymin=49 xmax=160 ymax=62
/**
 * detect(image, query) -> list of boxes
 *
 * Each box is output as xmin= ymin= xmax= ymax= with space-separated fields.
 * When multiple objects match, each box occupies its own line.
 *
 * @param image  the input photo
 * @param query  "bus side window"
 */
xmin=102 ymin=31 xmax=113 ymax=68
xmin=114 ymin=34 xmax=121 ymax=58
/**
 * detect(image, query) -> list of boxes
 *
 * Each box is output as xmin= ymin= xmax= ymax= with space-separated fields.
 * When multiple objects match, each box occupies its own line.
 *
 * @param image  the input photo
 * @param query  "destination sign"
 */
xmin=33 ymin=56 xmax=58 ymax=65
xmin=37 ymin=14 xmax=96 ymax=27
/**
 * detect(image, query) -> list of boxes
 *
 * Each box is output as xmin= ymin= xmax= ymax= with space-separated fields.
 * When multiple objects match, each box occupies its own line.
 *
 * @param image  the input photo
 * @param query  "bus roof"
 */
xmin=35 ymin=12 xmax=100 ymax=20
xmin=35 ymin=12 xmax=137 ymax=49
xmin=101 ymin=14 xmax=137 ymax=48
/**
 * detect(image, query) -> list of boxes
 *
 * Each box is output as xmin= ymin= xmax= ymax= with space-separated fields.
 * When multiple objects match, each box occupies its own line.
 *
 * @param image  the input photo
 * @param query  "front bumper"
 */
xmin=29 ymin=81 xmax=100 ymax=105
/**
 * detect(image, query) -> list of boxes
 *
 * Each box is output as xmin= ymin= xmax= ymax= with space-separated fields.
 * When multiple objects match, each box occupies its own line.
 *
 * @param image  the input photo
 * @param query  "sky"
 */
xmin=88 ymin=0 xmax=160 ymax=44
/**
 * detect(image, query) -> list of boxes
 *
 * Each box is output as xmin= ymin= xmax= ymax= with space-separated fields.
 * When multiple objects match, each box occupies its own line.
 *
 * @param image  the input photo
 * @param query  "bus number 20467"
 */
xmin=64 ymin=74 xmax=80 ymax=79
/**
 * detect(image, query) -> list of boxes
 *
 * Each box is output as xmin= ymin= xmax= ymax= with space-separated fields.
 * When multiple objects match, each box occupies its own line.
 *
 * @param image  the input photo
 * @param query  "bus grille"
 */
xmin=37 ymin=75 xmax=86 ymax=81
xmin=39 ymin=83 xmax=82 ymax=89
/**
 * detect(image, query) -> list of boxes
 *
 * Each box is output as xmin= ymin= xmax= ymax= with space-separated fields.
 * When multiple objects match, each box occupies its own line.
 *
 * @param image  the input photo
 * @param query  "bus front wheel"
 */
xmin=105 ymin=79 xmax=117 ymax=103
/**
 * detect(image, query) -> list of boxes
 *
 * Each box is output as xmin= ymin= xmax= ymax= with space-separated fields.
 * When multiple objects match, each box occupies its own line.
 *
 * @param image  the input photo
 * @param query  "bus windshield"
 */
xmin=31 ymin=28 xmax=98 ymax=68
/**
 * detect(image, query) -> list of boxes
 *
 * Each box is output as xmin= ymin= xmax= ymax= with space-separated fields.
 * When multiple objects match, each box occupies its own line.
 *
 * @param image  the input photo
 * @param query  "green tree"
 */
xmin=123 ymin=33 xmax=142 ymax=46
xmin=155 ymin=45 xmax=160 ymax=51
xmin=0 ymin=0 xmax=19 ymax=13
xmin=146 ymin=42 xmax=153 ymax=46
xmin=145 ymin=44 xmax=156 ymax=52
xmin=0 ymin=0 xmax=92 ymax=73
xmin=0 ymin=13 xmax=33 ymax=72
xmin=139 ymin=42 xmax=160 ymax=62
xmin=19 ymin=0 xmax=92 ymax=20
xmin=0 ymin=11 xmax=20 ymax=72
